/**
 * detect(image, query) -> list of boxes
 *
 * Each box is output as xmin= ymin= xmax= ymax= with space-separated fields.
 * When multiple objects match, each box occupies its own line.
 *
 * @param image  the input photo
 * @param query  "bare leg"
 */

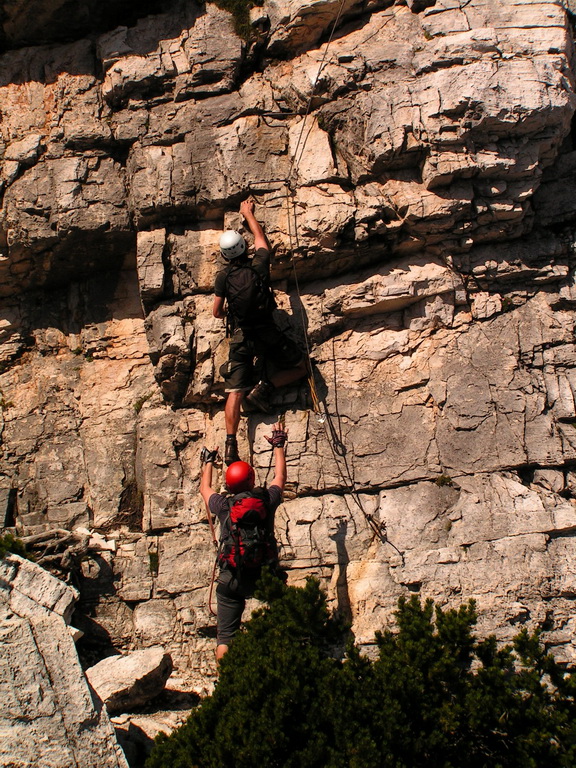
xmin=216 ymin=643 xmax=229 ymax=662
xmin=224 ymin=391 xmax=244 ymax=435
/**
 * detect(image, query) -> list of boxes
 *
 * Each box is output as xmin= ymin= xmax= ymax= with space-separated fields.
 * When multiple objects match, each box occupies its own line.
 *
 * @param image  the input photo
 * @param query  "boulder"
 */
xmin=86 ymin=646 xmax=173 ymax=714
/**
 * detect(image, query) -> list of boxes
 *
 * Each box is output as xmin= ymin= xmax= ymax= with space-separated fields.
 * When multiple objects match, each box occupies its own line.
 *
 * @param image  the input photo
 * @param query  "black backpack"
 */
xmin=224 ymin=261 xmax=277 ymax=331
xmin=217 ymin=488 xmax=278 ymax=573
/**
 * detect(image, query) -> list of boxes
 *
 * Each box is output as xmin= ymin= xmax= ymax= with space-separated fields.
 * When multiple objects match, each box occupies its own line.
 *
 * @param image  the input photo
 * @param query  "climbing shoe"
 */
xmin=246 ymin=380 xmax=274 ymax=413
xmin=224 ymin=436 xmax=240 ymax=465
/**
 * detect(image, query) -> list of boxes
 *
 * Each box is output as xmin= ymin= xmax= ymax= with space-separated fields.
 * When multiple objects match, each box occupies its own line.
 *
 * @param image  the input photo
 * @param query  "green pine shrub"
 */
xmin=147 ymin=574 xmax=576 ymax=768
xmin=0 ymin=532 xmax=29 ymax=560
xmin=210 ymin=0 xmax=263 ymax=40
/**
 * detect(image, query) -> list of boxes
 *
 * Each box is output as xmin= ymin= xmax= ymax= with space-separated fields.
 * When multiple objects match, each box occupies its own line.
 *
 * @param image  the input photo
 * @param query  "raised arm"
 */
xmin=265 ymin=422 xmax=288 ymax=492
xmin=200 ymin=449 xmax=218 ymax=508
xmin=240 ymin=198 xmax=269 ymax=252
xmin=271 ymin=444 xmax=287 ymax=491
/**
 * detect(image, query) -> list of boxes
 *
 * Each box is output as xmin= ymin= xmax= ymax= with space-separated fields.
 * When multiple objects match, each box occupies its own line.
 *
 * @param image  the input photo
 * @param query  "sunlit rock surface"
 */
xmin=1 ymin=0 xmax=576 ymax=719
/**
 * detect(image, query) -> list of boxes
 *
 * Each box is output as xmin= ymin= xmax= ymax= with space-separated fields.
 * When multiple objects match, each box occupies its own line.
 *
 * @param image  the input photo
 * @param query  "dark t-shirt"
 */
xmin=214 ymin=248 xmax=271 ymax=298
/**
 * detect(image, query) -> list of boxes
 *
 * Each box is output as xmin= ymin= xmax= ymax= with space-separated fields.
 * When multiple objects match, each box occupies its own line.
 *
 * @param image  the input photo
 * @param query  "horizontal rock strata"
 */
xmin=1 ymin=0 xmax=576 ymax=715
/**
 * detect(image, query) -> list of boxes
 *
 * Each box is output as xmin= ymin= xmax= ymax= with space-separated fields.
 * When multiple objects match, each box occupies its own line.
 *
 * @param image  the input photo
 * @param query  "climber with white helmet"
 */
xmin=213 ymin=198 xmax=307 ymax=465
xmin=200 ymin=422 xmax=289 ymax=661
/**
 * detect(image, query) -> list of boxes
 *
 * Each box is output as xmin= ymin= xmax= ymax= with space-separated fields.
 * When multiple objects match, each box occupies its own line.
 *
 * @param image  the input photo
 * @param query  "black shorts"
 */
xmin=215 ymin=569 xmax=259 ymax=646
xmin=222 ymin=324 xmax=303 ymax=393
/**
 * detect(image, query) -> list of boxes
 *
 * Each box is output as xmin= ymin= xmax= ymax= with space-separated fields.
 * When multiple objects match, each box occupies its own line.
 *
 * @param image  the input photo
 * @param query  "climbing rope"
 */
xmin=279 ymin=0 xmax=350 ymax=414
xmin=204 ymin=493 xmax=220 ymax=617
xmin=204 ymin=0 xmax=401 ymax=624
xmin=270 ymin=0 xmax=403 ymax=556
xmin=208 ymin=557 xmax=219 ymax=617
xmin=285 ymin=0 xmax=349 ymax=187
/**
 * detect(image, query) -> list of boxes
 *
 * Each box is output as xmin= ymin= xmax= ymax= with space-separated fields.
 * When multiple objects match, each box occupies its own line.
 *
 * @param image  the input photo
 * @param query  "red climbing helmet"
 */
xmin=225 ymin=461 xmax=255 ymax=493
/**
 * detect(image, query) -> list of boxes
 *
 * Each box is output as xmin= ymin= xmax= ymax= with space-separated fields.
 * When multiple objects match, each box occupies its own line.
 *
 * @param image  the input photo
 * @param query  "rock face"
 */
xmin=1 ymin=0 xmax=576 ymax=714
xmin=0 ymin=554 xmax=129 ymax=768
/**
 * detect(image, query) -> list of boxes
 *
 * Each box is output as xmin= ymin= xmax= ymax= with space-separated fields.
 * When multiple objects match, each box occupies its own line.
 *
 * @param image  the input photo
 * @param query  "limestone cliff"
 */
xmin=1 ymin=0 xmax=576 ymax=707
xmin=0 ymin=553 xmax=129 ymax=768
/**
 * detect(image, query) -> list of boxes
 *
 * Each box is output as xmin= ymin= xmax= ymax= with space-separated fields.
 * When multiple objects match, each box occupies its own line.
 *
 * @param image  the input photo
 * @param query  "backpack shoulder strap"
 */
xmin=218 ymin=497 xmax=233 ymax=538
xmin=229 ymin=488 xmax=271 ymax=526
xmin=235 ymin=487 xmax=271 ymax=510
xmin=224 ymin=261 xmax=272 ymax=294
xmin=223 ymin=258 xmax=251 ymax=284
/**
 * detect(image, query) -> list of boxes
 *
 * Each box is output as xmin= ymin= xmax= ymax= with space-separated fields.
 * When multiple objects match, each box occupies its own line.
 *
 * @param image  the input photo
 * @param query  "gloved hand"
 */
xmin=200 ymin=447 xmax=219 ymax=465
xmin=265 ymin=423 xmax=288 ymax=449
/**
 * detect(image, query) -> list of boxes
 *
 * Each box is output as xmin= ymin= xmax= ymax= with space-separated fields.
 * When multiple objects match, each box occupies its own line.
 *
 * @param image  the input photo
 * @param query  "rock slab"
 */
xmin=0 ymin=554 xmax=129 ymax=768
xmin=86 ymin=646 xmax=173 ymax=715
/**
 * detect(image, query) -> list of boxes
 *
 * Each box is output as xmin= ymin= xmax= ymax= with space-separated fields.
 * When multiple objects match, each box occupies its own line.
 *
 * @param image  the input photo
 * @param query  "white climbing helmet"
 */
xmin=219 ymin=230 xmax=246 ymax=260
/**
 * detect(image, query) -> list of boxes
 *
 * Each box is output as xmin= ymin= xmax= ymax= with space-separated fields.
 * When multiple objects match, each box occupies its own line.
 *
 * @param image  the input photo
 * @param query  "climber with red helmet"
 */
xmin=200 ymin=422 xmax=288 ymax=661
xmin=213 ymin=198 xmax=307 ymax=465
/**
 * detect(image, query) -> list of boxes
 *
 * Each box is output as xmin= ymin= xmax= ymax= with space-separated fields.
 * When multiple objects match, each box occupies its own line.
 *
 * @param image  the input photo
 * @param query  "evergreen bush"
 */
xmin=147 ymin=574 xmax=576 ymax=768
xmin=0 ymin=532 xmax=29 ymax=560
xmin=210 ymin=0 xmax=263 ymax=40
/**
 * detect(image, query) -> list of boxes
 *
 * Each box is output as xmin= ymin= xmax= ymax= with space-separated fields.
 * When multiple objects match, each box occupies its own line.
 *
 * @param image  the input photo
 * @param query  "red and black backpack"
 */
xmin=217 ymin=487 xmax=278 ymax=572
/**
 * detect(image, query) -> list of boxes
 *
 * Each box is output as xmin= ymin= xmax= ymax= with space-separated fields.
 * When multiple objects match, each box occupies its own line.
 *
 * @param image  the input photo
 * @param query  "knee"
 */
xmin=226 ymin=391 xmax=243 ymax=407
